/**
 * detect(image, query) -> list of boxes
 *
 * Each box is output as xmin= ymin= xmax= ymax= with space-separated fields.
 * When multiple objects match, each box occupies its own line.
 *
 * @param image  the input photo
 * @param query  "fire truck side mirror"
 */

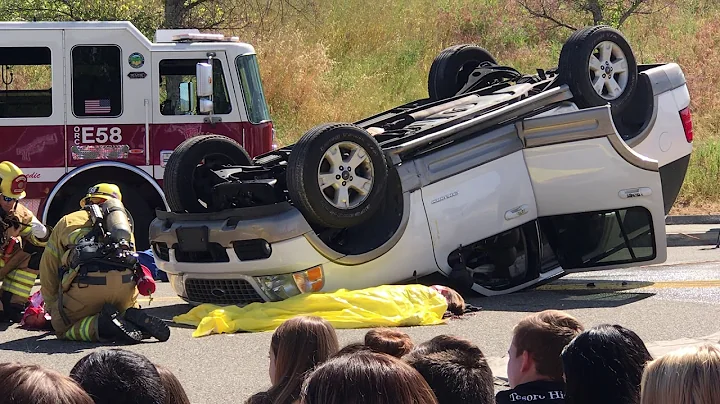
xmin=196 ymin=62 xmax=213 ymax=97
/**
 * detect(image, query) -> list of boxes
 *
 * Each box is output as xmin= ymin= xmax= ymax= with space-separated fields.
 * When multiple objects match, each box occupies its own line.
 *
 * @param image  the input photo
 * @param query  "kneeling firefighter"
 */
xmin=39 ymin=183 xmax=170 ymax=344
xmin=0 ymin=161 xmax=52 ymax=322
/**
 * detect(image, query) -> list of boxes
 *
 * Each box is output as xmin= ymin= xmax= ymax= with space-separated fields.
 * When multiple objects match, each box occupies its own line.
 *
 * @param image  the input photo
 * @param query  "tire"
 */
xmin=164 ymin=134 xmax=252 ymax=213
xmin=286 ymin=123 xmax=388 ymax=229
xmin=428 ymin=44 xmax=498 ymax=101
xmin=558 ymin=25 xmax=638 ymax=116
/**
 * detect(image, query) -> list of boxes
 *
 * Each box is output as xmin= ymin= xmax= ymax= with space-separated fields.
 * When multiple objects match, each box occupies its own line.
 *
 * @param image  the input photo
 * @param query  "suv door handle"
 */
xmin=505 ymin=204 xmax=529 ymax=221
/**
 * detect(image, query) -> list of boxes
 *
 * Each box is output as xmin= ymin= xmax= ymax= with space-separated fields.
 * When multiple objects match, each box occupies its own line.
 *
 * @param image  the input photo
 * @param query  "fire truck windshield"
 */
xmin=235 ymin=54 xmax=271 ymax=125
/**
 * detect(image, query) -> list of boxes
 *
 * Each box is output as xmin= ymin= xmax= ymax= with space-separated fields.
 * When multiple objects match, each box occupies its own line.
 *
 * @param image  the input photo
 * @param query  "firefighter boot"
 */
xmin=97 ymin=303 xmax=144 ymax=344
xmin=123 ymin=308 xmax=171 ymax=342
xmin=0 ymin=291 xmax=24 ymax=324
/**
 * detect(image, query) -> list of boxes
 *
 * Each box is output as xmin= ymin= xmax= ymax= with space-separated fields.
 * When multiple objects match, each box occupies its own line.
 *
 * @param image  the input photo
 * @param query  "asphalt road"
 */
xmin=0 ymin=245 xmax=719 ymax=403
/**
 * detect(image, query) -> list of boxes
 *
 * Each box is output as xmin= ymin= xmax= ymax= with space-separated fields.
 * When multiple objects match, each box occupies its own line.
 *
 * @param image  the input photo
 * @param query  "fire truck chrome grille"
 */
xmin=184 ymin=279 xmax=265 ymax=305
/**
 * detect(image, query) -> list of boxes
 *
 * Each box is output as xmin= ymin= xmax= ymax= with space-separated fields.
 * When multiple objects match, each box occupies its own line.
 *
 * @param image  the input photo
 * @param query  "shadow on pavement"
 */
xmin=140 ymin=303 xmax=197 ymax=329
xmin=0 ymin=331 xmax=164 ymax=354
xmin=470 ymin=289 xmax=654 ymax=312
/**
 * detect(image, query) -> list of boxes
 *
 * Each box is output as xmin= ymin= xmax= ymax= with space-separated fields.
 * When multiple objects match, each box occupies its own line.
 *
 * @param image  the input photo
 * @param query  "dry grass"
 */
xmin=239 ymin=0 xmax=720 ymax=214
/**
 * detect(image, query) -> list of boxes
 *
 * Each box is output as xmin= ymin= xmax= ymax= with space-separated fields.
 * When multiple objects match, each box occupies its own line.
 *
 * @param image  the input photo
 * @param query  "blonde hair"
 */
xmin=640 ymin=343 xmax=720 ymax=404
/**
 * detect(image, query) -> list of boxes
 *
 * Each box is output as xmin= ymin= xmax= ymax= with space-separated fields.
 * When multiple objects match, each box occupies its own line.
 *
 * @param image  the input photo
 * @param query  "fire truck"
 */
xmin=0 ymin=21 xmax=275 ymax=250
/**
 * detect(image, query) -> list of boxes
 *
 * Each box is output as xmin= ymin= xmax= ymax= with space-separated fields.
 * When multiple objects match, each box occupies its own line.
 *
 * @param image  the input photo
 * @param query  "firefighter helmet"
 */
xmin=79 ymin=183 xmax=122 ymax=208
xmin=0 ymin=161 xmax=27 ymax=200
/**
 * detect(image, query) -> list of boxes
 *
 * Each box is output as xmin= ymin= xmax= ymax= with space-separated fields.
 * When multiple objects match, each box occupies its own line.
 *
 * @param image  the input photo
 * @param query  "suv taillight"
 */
xmin=680 ymin=107 xmax=693 ymax=143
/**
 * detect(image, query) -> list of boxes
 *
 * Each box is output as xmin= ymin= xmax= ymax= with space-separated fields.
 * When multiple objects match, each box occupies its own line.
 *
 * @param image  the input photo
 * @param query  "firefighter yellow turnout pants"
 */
xmin=0 ymin=248 xmax=38 ymax=308
xmin=50 ymin=269 xmax=138 ymax=342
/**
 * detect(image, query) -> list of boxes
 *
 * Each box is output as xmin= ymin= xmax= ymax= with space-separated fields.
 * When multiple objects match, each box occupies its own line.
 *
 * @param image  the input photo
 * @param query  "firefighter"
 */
xmin=39 ymin=183 xmax=170 ymax=344
xmin=0 ymin=161 xmax=52 ymax=323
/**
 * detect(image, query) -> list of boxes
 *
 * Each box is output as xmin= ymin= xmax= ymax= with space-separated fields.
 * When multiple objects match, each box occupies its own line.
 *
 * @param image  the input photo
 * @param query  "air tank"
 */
xmin=102 ymin=197 xmax=133 ymax=244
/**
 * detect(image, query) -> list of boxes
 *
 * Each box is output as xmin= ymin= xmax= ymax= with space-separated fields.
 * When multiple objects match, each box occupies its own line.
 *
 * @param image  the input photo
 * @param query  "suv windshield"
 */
xmin=235 ymin=54 xmax=271 ymax=124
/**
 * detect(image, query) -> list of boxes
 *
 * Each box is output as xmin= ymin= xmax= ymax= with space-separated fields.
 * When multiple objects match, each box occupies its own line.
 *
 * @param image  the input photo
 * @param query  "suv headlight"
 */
xmin=255 ymin=265 xmax=324 ymax=301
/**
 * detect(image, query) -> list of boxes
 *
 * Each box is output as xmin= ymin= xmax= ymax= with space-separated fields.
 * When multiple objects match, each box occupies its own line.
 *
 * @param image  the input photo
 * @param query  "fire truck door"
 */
xmin=0 ymin=30 xmax=66 ymax=185
xmin=63 ymin=28 xmax=152 ymax=172
xmin=150 ymin=50 xmax=243 ymax=180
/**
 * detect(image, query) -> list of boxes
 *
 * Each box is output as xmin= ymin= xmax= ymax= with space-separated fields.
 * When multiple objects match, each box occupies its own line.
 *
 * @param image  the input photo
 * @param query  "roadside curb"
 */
xmin=666 ymin=215 xmax=720 ymax=225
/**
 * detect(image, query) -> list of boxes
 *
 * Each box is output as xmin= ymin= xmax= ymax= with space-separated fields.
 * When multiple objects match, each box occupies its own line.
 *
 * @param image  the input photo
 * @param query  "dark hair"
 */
xmin=561 ymin=324 xmax=653 ymax=404
xmin=364 ymin=328 xmax=414 ymax=358
xmin=69 ymin=349 xmax=167 ymax=404
xmin=0 ymin=362 xmax=94 ymax=404
xmin=247 ymin=316 xmax=339 ymax=404
xmin=335 ymin=342 xmax=370 ymax=357
xmin=408 ymin=334 xmax=481 ymax=357
xmin=513 ymin=310 xmax=584 ymax=380
xmin=300 ymin=350 xmax=438 ymax=404
xmin=403 ymin=336 xmax=494 ymax=404
xmin=155 ymin=364 xmax=191 ymax=404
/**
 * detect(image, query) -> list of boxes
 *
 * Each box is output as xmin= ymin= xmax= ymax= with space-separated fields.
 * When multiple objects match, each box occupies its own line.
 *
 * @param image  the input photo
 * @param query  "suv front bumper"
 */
xmin=150 ymin=202 xmax=331 ymax=305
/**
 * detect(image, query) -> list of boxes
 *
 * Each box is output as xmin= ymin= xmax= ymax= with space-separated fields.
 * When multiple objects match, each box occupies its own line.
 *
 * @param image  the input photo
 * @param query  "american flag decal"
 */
xmin=84 ymin=99 xmax=111 ymax=114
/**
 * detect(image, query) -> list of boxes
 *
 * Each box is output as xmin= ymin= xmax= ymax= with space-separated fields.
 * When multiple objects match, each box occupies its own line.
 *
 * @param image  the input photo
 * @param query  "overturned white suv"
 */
xmin=149 ymin=26 xmax=693 ymax=305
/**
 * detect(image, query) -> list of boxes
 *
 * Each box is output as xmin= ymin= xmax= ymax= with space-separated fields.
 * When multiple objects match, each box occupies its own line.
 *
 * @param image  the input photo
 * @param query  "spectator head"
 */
xmin=507 ymin=310 xmax=584 ymax=388
xmin=69 ymin=348 xmax=167 ymax=404
xmin=334 ymin=342 xmax=370 ymax=357
xmin=266 ymin=316 xmax=340 ymax=404
xmin=403 ymin=335 xmax=494 ymax=404
xmin=561 ymin=324 xmax=653 ymax=404
xmin=155 ymin=364 xmax=191 ymax=404
xmin=300 ymin=350 xmax=438 ymax=404
xmin=429 ymin=285 xmax=466 ymax=315
xmin=0 ymin=362 xmax=94 ymax=404
xmin=640 ymin=343 xmax=720 ymax=404
xmin=364 ymin=328 xmax=414 ymax=358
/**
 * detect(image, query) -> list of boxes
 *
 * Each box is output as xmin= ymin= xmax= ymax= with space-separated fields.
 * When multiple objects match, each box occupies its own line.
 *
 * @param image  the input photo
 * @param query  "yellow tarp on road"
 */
xmin=173 ymin=284 xmax=449 ymax=337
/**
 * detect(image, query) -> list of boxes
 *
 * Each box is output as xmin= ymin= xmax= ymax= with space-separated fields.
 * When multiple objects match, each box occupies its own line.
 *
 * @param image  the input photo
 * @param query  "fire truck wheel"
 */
xmin=59 ymin=180 xmax=154 ymax=251
xmin=164 ymin=134 xmax=253 ymax=213
xmin=287 ymin=123 xmax=388 ymax=229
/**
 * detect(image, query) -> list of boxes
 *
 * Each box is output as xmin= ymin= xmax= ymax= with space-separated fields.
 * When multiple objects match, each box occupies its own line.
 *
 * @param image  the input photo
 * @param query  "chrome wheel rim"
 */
xmin=317 ymin=141 xmax=374 ymax=210
xmin=588 ymin=41 xmax=630 ymax=100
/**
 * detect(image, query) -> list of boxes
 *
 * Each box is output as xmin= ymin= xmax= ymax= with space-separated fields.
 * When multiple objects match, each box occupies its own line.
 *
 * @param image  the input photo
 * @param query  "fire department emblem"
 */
xmin=128 ymin=52 xmax=145 ymax=69
xmin=11 ymin=175 xmax=27 ymax=194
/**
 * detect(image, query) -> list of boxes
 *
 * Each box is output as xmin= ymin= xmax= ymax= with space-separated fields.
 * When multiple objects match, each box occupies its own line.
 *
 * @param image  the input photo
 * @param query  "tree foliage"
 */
xmin=0 ymin=0 xmax=318 ymax=37
xmin=515 ymin=0 xmax=674 ymax=31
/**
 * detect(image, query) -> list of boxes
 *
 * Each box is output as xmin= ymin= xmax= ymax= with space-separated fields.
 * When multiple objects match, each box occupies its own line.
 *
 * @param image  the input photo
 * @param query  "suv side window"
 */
xmin=0 ymin=47 xmax=53 ymax=118
xmin=538 ymin=206 xmax=656 ymax=268
xmin=71 ymin=45 xmax=122 ymax=117
xmin=159 ymin=58 xmax=232 ymax=116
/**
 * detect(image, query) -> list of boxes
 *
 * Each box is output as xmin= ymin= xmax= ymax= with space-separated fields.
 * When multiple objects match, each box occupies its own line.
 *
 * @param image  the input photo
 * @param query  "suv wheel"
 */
xmin=287 ymin=123 xmax=388 ymax=229
xmin=428 ymin=44 xmax=498 ymax=101
xmin=164 ymin=134 xmax=252 ymax=213
xmin=559 ymin=25 xmax=638 ymax=116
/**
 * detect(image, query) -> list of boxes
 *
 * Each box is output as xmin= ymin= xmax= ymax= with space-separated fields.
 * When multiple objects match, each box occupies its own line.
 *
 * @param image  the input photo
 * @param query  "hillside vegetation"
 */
xmin=232 ymin=0 xmax=719 ymax=214
xmin=3 ymin=0 xmax=718 ymax=213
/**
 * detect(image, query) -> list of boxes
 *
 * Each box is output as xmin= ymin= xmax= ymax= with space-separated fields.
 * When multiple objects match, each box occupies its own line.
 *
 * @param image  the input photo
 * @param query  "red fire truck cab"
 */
xmin=0 ymin=21 xmax=275 ymax=249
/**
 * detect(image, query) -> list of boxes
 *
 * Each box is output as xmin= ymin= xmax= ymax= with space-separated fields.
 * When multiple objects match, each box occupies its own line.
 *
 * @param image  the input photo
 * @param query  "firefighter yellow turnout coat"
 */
xmin=39 ymin=209 xmax=138 ymax=341
xmin=0 ymin=203 xmax=51 ymax=308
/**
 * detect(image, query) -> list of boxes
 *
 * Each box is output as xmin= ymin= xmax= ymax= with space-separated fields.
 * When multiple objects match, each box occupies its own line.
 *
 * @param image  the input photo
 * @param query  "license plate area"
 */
xmin=176 ymin=226 xmax=209 ymax=252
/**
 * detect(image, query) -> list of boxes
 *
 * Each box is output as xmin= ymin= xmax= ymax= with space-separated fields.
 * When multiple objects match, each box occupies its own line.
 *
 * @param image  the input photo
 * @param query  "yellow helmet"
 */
xmin=0 ymin=161 xmax=27 ymax=200
xmin=79 ymin=183 xmax=122 ymax=208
